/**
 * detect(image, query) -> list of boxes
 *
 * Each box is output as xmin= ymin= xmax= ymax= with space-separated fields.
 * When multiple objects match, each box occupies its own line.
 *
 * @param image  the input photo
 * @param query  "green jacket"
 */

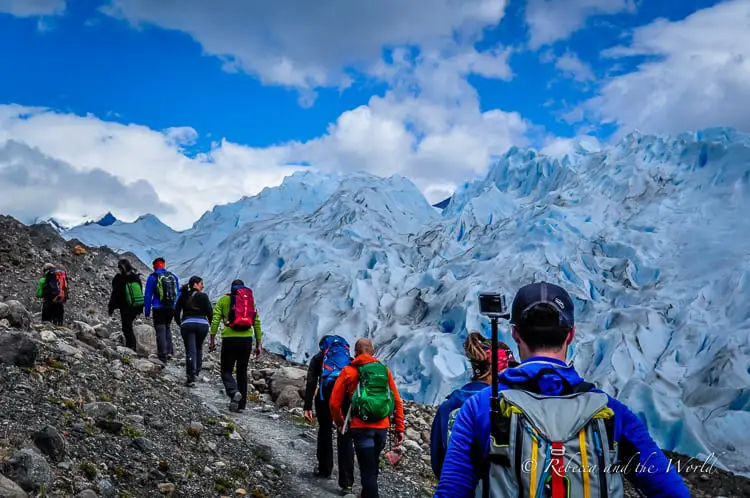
xmin=210 ymin=294 xmax=262 ymax=340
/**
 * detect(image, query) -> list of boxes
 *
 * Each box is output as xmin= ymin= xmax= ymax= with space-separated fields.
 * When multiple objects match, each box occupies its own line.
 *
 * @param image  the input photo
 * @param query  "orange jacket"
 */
xmin=329 ymin=354 xmax=405 ymax=433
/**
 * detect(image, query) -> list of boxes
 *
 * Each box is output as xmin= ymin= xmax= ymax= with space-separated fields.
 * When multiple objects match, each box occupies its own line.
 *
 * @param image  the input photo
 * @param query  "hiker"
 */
xmin=36 ymin=263 xmax=68 ymax=326
xmin=143 ymin=257 xmax=180 ymax=364
xmin=107 ymin=258 xmax=144 ymax=351
xmin=434 ymin=281 xmax=690 ymax=498
xmin=303 ymin=335 xmax=355 ymax=494
xmin=174 ymin=276 xmax=213 ymax=387
xmin=330 ymin=338 xmax=405 ymax=498
xmin=210 ymin=279 xmax=262 ymax=412
xmin=430 ymin=331 xmax=518 ymax=479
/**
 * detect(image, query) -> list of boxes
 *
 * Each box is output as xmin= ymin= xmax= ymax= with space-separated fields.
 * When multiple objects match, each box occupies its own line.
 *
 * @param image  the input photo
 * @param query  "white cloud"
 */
xmin=584 ymin=0 xmax=750 ymax=134
xmin=0 ymin=105 xmax=304 ymax=230
xmin=555 ymin=51 xmax=596 ymax=82
xmin=100 ymin=0 xmax=508 ymax=101
xmin=0 ymin=139 xmax=173 ymax=226
xmin=525 ymin=0 xmax=635 ymax=49
xmin=541 ymin=134 xmax=601 ymax=157
xmin=0 ymin=0 xmax=65 ymax=17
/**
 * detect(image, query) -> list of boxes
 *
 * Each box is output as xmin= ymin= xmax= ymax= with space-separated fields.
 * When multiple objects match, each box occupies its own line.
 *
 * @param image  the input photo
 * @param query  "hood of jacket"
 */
xmin=498 ymin=356 xmax=584 ymax=395
xmin=350 ymin=354 xmax=380 ymax=367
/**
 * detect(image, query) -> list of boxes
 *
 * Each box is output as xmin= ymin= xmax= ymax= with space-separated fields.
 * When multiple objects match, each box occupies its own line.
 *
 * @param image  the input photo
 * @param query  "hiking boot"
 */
xmin=339 ymin=485 xmax=353 ymax=496
xmin=185 ymin=378 xmax=196 ymax=388
xmin=229 ymin=392 xmax=242 ymax=412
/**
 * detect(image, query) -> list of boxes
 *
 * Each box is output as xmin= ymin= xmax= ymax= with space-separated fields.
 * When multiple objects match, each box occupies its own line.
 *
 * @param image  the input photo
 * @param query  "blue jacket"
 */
xmin=431 ymin=381 xmax=488 ymax=479
xmin=434 ymin=357 xmax=690 ymax=498
xmin=143 ymin=269 xmax=180 ymax=317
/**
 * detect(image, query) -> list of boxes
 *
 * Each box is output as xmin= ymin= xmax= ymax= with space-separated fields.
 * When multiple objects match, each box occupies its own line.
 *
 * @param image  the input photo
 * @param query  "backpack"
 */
xmin=444 ymin=387 xmax=481 ymax=447
xmin=155 ymin=272 xmax=178 ymax=307
xmin=227 ymin=286 xmax=256 ymax=331
xmin=124 ymin=278 xmax=144 ymax=307
xmin=351 ymin=362 xmax=395 ymax=422
xmin=318 ymin=335 xmax=351 ymax=400
xmin=484 ymin=369 xmax=623 ymax=498
xmin=44 ymin=269 xmax=68 ymax=303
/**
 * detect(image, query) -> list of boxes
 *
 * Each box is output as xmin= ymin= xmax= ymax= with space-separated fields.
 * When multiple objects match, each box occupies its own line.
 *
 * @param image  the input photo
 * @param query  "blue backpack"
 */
xmin=319 ymin=335 xmax=351 ymax=400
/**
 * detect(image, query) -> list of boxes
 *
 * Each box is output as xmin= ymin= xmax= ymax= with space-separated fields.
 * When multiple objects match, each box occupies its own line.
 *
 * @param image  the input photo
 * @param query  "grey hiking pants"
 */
xmin=153 ymin=307 xmax=175 ymax=362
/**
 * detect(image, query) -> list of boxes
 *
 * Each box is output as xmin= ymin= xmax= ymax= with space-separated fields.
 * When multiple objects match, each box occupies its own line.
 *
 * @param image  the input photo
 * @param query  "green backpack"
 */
xmin=125 ymin=281 xmax=144 ymax=307
xmin=351 ymin=362 xmax=395 ymax=422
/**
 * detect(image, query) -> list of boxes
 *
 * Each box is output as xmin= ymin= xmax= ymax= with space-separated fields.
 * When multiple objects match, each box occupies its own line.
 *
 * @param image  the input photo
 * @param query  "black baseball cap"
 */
xmin=510 ymin=281 xmax=575 ymax=328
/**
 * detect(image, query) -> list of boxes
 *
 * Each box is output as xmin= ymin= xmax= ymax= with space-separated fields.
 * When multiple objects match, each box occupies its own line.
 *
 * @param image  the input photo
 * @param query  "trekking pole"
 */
xmin=490 ymin=316 xmax=499 ymax=411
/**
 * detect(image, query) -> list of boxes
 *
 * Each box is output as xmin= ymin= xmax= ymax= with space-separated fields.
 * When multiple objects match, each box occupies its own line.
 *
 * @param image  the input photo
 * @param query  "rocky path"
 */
xmin=164 ymin=362 xmax=429 ymax=498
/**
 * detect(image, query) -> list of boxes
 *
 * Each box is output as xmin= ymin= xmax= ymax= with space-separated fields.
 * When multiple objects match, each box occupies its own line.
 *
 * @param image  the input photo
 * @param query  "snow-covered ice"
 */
xmin=63 ymin=128 xmax=750 ymax=476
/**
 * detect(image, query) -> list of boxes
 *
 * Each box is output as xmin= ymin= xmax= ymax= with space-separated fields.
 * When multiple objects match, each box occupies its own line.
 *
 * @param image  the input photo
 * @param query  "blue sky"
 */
xmin=0 ymin=0 xmax=747 ymax=229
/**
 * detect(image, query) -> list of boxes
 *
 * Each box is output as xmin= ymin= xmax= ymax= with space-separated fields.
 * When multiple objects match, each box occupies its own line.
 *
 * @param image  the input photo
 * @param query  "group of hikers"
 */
xmin=38 ymin=259 xmax=691 ymax=497
xmin=303 ymin=282 xmax=691 ymax=498
xmin=37 ymin=257 xmax=262 ymax=410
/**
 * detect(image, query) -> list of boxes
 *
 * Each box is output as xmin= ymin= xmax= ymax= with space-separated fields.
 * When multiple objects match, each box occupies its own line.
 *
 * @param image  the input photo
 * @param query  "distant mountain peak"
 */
xmin=95 ymin=212 xmax=117 ymax=227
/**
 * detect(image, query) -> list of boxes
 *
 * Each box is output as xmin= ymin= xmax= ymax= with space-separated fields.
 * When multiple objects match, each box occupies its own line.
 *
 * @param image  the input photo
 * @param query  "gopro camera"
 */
xmin=478 ymin=292 xmax=509 ymax=319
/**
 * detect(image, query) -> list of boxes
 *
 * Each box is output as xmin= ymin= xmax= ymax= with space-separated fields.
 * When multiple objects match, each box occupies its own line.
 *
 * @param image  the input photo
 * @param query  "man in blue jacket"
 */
xmin=434 ymin=281 xmax=690 ymax=498
xmin=430 ymin=332 xmax=517 ymax=479
xmin=144 ymin=257 xmax=180 ymax=364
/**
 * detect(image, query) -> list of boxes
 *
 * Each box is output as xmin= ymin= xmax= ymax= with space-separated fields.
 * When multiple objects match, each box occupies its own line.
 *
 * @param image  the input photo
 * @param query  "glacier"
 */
xmin=62 ymin=128 xmax=750 ymax=476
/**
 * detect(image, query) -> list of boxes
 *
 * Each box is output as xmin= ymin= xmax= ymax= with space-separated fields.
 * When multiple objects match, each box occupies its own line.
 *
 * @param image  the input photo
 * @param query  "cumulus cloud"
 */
xmin=0 ymin=139 xmax=173 ymax=226
xmin=100 ymin=0 xmax=508 ymax=101
xmin=0 ymin=0 xmax=65 ymax=17
xmin=541 ymin=134 xmax=601 ymax=157
xmin=555 ymin=51 xmax=596 ymax=82
xmin=0 ymin=105 xmax=304 ymax=230
xmin=525 ymin=0 xmax=635 ymax=49
xmin=584 ymin=0 xmax=750 ymax=134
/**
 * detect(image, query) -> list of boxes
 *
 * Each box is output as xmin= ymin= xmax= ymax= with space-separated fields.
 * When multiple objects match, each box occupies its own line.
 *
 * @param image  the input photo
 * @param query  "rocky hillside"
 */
xmin=0 ymin=215 xmax=150 ymax=326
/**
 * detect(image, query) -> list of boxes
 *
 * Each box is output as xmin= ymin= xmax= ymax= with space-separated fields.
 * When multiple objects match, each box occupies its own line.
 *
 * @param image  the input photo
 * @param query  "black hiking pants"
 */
xmin=351 ymin=428 xmax=388 ymax=498
xmin=315 ymin=391 xmax=354 ymax=488
xmin=181 ymin=322 xmax=208 ymax=382
xmin=120 ymin=307 xmax=139 ymax=351
xmin=152 ymin=307 xmax=175 ymax=362
xmin=220 ymin=337 xmax=253 ymax=410
xmin=41 ymin=301 xmax=64 ymax=326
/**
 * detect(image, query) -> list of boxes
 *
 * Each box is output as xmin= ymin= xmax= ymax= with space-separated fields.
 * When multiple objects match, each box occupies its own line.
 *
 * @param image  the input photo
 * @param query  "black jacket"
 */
xmin=108 ymin=271 xmax=143 ymax=315
xmin=303 ymin=352 xmax=324 ymax=411
xmin=174 ymin=289 xmax=213 ymax=326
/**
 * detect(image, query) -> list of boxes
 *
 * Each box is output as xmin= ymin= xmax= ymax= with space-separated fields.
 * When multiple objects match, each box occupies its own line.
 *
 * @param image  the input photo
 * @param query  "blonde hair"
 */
xmin=464 ymin=331 xmax=516 ymax=380
xmin=464 ymin=331 xmax=490 ymax=363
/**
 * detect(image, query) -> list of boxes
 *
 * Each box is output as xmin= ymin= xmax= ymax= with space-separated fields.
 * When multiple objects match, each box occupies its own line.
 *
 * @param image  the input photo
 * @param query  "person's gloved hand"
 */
xmin=304 ymin=410 xmax=314 ymax=424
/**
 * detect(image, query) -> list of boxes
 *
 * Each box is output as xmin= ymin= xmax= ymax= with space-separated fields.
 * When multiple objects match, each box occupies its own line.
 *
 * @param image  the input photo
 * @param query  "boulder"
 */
xmin=5 ymin=300 xmax=31 ymax=329
xmin=83 ymin=402 xmax=118 ymax=420
xmin=133 ymin=324 xmax=157 ymax=355
xmin=267 ymin=367 xmax=306 ymax=404
xmin=275 ymin=385 xmax=303 ymax=409
xmin=0 ymin=332 xmax=38 ymax=367
xmin=33 ymin=425 xmax=66 ymax=461
xmin=0 ymin=474 xmax=26 ymax=498
xmin=73 ymin=321 xmax=96 ymax=336
xmin=1 ymin=448 xmax=53 ymax=492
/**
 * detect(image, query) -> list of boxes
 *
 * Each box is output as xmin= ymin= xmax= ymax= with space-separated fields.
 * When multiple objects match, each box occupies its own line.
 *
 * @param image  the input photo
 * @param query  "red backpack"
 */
xmin=227 ymin=286 xmax=256 ymax=331
xmin=44 ymin=269 xmax=69 ymax=303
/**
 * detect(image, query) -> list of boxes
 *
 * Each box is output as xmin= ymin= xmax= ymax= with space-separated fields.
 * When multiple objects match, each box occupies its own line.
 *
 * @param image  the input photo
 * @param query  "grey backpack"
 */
xmin=483 ymin=387 xmax=623 ymax=498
